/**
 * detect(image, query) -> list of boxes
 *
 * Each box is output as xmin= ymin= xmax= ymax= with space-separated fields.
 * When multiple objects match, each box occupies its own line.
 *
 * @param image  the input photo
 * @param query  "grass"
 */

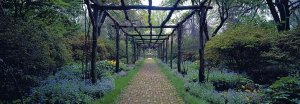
xmin=91 ymin=59 xmax=145 ymax=104
xmin=155 ymin=59 xmax=209 ymax=104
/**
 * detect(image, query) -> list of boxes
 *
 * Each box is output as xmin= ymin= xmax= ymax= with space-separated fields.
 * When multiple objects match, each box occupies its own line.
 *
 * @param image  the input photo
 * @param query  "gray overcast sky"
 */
xmin=142 ymin=0 xmax=163 ymax=6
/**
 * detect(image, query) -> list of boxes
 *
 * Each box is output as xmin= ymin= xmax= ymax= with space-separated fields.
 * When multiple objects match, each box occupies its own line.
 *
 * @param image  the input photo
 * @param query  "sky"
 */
xmin=141 ymin=0 xmax=163 ymax=6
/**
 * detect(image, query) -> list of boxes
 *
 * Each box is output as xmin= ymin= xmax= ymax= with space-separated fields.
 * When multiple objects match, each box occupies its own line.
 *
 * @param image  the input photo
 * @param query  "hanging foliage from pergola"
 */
xmin=84 ymin=0 xmax=212 ymax=84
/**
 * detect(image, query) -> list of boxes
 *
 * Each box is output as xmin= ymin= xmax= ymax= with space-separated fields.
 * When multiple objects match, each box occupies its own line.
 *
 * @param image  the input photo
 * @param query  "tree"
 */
xmin=266 ymin=0 xmax=300 ymax=31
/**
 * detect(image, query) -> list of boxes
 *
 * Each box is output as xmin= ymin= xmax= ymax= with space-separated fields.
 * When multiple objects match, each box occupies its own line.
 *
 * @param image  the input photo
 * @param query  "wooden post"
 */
xmin=115 ymin=25 xmax=120 ymax=73
xmin=198 ymin=9 xmax=206 ymax=83
xmin=160 ymin=44 xmax=163 ymax=60
xmin=133 ymin=42 xmax=136 ymax=63
xmin=125 ymin=34 xmax=128 ymax=64
xmin=91 ymin=9 xmax=99 ymax=84
xmin=137 ymin=45 xmax=140 ymax=59
xmin=165 ymin=38 xmax=168 ymax=64
xmin=131 ymin=37 xmax=135 ymax=63
xmin=162 ymin=40 xmax=166 ymax=62
xmin=177 ymin=25 xmax=182 ymax=73
xmin=170 ymin=34 xmax=173 ymax=69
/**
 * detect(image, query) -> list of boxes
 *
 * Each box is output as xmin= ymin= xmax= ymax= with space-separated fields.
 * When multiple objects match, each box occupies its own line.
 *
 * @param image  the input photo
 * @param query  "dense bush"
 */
xmin=185 ymin=82 xmax=262 ymax=104
xmin=204 ymin=23 xmax=299 ymax=84
xmin=266 ymin=77 xmax=300 ymax=103
xmin=28 ymin=64 xmax=114 ymax=103
xmin=0 ymin=18 xmax=74 ymax=101
xmin=186 ymin=82 xmax=225 ymax=104
xmin=0 ymin=0 xmax=81 ymax=101
xmin=205 ymin=23 xmax=276 ymax=71
xmin=207 ymin=69 xmax=253 ymax=91
xmin=186 ymin=69 xmax=254 ymax=91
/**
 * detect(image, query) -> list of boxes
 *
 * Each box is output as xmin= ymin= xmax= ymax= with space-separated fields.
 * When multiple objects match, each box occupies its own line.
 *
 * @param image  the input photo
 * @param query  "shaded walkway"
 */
xmin=117 ymin=58 xmax=183 ymax=104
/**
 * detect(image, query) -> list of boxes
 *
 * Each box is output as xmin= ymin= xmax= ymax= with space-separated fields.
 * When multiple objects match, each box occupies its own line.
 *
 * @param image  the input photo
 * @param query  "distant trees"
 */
xmin=266 ymin=0 xmax=300 ymax=31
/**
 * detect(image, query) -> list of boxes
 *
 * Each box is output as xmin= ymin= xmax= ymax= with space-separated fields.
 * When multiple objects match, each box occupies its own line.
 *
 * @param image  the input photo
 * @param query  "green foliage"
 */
xmin=93 ymin=60 xmax=129 ymax=78
xmin=207 ymin=70 xmax=253 ymax=91
xmin=266 ymin=77 xmax=300 ymax=103
xmin=0 ymin=0 xmax=81 ymax=101
xmin=204 ymin=23 xmax=295 ymax=84
xmin=265 ymin=26 xmax=300 ymax=72
xmin=205 ymin=23 xmax=276 ymax=70
xmin=28 ymin=64 xmax=114 ymax=104
xmin=186 ymin=82 xmax=225 ymax=104
xmin=92 ymin=59 xmax=144 ymax=104
xmin=186 ymin=82 xmax=263 ymax=104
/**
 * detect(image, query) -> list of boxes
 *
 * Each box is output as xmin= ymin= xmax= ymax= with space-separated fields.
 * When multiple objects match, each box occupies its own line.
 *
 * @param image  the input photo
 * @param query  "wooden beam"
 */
xmin=115 ymin=25 xmax=120 ymax=73
xmin=165 ymin=38 xmax=168 ymax=63
xmin=148 ymin=0 xmax=153 ymax=47
xmin=133 ymin=39 xmax=137 ymax=63
xmin=125 ymin=34 xmax=128 ymax=64
xmin=170 ymin=34 xmax=174 ymax=69
xmin=152 ymin=10 xmax=195 ymax=47
xmin=198 ymin=9 xmax=206 ymax=82
xmin=120 ymin=0 xmax=145 ymax=44
xmin=91 ymin=5 xmax=212 ymax=10
xmin=91 ymin=9 xmax=99 ymax=84
xmin=128 ymin=34 xmax=171 ymax=36
xmin=177 ymin=25 xmax=182 ymax=73
xmin=118 ymin=25 xmax=177 ymax=28
xmin=136 ymin=38 xmax=168 ymax=40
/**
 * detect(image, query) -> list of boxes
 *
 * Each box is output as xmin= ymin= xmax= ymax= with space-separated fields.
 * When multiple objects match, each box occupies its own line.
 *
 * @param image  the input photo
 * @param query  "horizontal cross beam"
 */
xmin=115 ymin=25 xmax=177 ymax=28
xmin=91 ymin=5 xmax=212 ymax=10
xmin=128 ymin=34 xmax=171 ymax=36
xmin=136 ymin=38 xmax=168 ymax=40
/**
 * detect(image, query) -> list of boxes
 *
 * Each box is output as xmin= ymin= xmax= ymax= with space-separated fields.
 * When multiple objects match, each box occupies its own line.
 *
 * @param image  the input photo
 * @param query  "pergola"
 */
xmin=84 ymin=0 xmax=212 ymax=83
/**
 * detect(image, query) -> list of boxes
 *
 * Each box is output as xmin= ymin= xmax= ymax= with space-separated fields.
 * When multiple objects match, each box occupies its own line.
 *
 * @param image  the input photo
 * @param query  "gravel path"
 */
xmin=117 ymin=59 xmax=184 ymax=104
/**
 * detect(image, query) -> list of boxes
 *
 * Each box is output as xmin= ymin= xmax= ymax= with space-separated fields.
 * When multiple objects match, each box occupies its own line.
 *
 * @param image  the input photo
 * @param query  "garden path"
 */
xmin=117 ymin=58 xmax=183 ymax=104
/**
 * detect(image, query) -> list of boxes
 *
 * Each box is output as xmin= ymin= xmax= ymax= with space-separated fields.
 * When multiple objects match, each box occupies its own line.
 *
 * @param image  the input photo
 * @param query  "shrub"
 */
xmin=207 ymin=69 xmax=253 ymax=91
xmin=205 ymin=23 xmax=275 ymax=71
xmin=186 ymin=82 xmax=263 ymax=104
xmin=29 ymin=79 xmax=93 ymax=104
xmin=225 ymin=89 xmax=262 ymax=104
xmin=204 ymin=23 xmax=296 ymax=84
xmin=185 ymin=82 xmax=225 ymax=104
xmin=266 ymin=77 xmax=300 ymax=103
xmin=28 ymin=64 xmax=115 ymax=104
xmin=186 ymin=69 xmax=254 ymax=91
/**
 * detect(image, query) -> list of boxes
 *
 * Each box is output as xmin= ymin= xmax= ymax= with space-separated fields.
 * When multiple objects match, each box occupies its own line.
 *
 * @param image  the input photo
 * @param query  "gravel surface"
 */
xmin=117 ymin=59 xmax=184 ymax=104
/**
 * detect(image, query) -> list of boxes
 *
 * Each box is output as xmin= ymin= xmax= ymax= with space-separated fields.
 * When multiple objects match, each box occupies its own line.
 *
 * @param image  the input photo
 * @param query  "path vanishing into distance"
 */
xmin=117 ymin=58 xmax=184 ymax=104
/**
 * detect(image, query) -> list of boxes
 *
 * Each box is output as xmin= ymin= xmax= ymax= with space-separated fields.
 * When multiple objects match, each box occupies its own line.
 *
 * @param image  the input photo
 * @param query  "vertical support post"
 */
xmin=137 ymin=45 xmax=140 ymax=59
xmin=160 ymin=44 xmax=163 ymax=60
xmin=143 ymin=48 xmax=145 ymax=58
xmin=198 ymin=9 xmax=206 ymax=83
xmin=165 ymin=38 xmax=168 ymax=64
xmin=125 ymin=34 xmax=128 ymax=64
xmin=115 ymin=25 xmax=120 ymax=73
xmin=162 ymin=40 xmax=166 ymax=62
xmin=133 ymin=42 xmax=136 ymax=63
xmin=170 ymin=34 xmax=173 ymax=69
xmin=177 ymin=25 xmax=182 ymax=73
xmin=91 ymin=9 xmax=99 ymax=84
xmin=158 ymin=44 xmax=161 ymax=59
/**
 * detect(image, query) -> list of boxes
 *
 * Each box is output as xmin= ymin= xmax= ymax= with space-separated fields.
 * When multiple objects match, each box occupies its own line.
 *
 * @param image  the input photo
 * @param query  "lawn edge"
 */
xmin=91 ymin=59 xmax=145 ymax=104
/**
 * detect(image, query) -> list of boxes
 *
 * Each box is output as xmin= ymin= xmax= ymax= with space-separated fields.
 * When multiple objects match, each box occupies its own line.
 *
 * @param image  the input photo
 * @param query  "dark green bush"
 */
xmin=0 ymin=18 xmax=73 ymax=101
xmin=204 ymin=23 xmax=296 ymax=84
xmin=266 ymin=77 xmax=300 ymax=104
xmin=205 ymin=23 xmax=275 ymax=71
xmin=207 ymin=70 xmax=253 ymax=91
